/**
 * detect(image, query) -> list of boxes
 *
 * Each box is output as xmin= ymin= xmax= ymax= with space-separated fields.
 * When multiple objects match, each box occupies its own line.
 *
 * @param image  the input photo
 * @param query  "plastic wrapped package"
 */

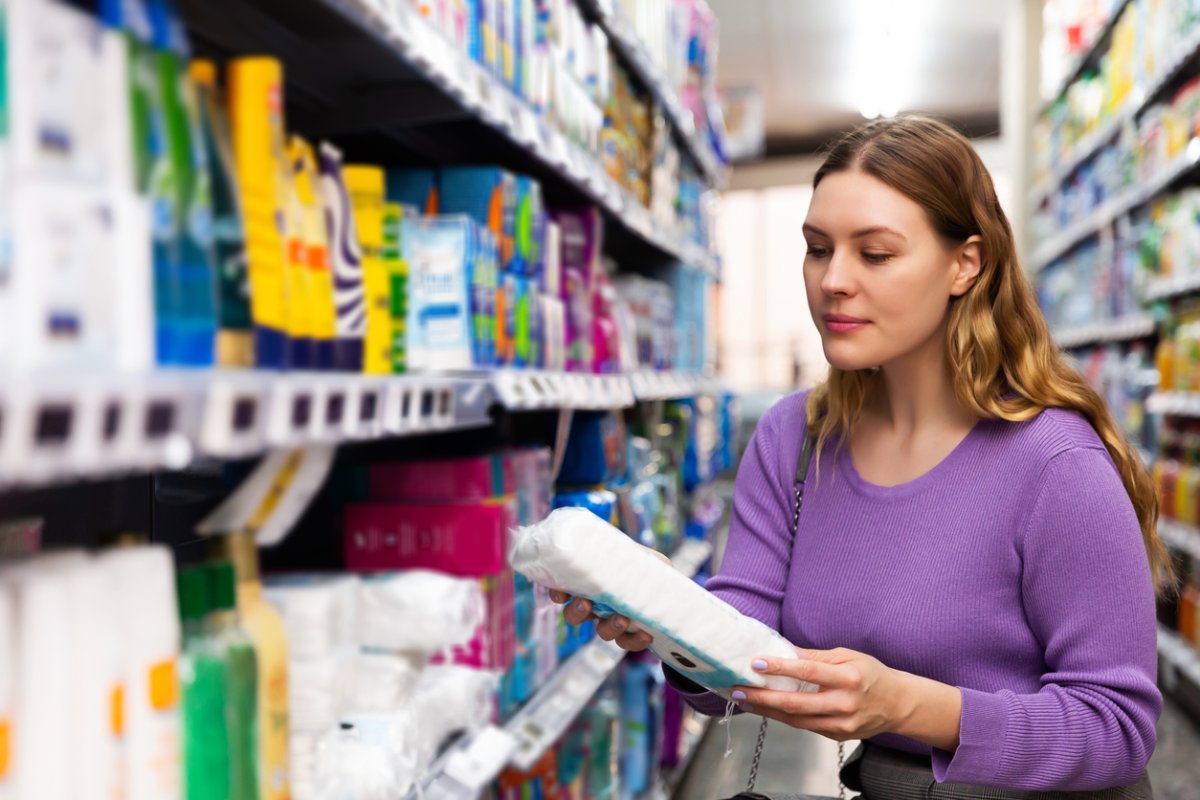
xmin=314 ymin=712 xmax=420 ymax=800
xmin=356 ymin=570 xmax=485 ymax=654
xmin=510 ymin=508 xmax=816 ymax=699
xmin=263 ymin=574 xmax=359 ymax=660
xmin=289 ymin=651 xmax=356 ymax=734
xmin=410 ymin=665 xmax=501 ymax=773
xmin=347 ymin=651 xmax=423 ymax=713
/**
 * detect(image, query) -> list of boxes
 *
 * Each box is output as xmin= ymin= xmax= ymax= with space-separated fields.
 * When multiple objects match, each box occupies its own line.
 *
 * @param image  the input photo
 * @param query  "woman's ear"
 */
xmin=950 ymin=235 xmax=983 ymax=297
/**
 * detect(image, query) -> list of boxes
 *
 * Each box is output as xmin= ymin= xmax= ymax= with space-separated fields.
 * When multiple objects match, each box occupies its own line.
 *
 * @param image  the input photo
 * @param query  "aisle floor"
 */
xmin=674 ymin=697 xmax=1200 ymax=799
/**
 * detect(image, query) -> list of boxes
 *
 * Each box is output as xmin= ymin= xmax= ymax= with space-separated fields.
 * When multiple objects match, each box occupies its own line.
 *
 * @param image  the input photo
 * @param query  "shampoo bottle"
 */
xmin=206 ymin=563 xmax=260 ymax=800
xmin=288 ymin=136 xmax=337 ymax=370
xmin=228 ymin=57 xmax=291 ymax=367
xmin=190 ymin=60 xmax=253 ymax=367
xmin=344 ymin=165 xmax=392 ymax=374
xmin=211 ymin=531 xmax=291 ymax=800
xmin=176 ymin=566 xmax=230 ymax=800
xmin=318 ymin=142 xmax=365 ymax=371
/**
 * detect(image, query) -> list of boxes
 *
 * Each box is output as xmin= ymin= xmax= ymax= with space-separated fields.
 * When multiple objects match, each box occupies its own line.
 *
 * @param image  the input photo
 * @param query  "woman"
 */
xmin=554 ymin=115 xmax=1169 ymax=798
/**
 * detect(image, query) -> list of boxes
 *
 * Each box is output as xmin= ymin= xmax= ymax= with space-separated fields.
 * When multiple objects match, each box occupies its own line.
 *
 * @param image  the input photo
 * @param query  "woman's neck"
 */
xmin=870 ymin=323 xmax=975 ymax=437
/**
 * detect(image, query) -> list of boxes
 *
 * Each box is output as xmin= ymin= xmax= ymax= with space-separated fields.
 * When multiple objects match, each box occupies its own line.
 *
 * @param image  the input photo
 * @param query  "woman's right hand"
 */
xmin=548 ymin=589 xmax=656 ymax=652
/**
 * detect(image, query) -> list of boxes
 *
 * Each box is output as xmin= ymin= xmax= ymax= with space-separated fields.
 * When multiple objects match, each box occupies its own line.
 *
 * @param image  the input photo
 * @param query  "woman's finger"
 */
xmin=563 ymin=598 xmax=593 ymax=625
xmin=595 ymin=615 xmax=632 ymax=642
xmin=751 ymin=655 xmax=854 ymax=689
xmin=548 ymin=589 xmax=569 ymax=604
xmin=616 ymin=630 xmax=654 ymax=652
xmin=734 ymin=685 xmax=849 ymax=717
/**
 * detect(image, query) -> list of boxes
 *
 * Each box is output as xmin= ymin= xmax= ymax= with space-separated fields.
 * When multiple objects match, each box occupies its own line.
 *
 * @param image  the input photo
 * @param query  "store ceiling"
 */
xmin=712 ymin=0 xmax=1008 ymax=159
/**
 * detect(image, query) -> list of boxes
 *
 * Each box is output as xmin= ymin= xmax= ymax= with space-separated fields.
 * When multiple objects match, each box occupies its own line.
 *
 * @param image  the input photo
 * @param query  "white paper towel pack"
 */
xmin=510 ymin=508 xmax=818 ymax=699
xmin=356 ymin=570 xmax=484 ymax=654
xmin=263 ymin=574 xmax=360 ymax=660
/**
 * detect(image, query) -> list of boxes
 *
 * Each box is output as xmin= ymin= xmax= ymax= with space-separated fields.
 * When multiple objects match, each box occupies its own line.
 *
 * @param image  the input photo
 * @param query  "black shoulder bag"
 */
xmin=723 ymin=431 xmax=850 ymax=800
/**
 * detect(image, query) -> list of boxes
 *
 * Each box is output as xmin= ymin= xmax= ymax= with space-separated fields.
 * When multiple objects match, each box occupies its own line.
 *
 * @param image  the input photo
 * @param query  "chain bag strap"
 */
xmin=744 ymin=432 xmax=836 ymax=797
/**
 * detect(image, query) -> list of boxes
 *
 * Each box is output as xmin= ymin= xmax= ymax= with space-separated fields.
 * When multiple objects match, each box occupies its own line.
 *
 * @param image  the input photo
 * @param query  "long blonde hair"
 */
xmin=806 ymin=115 xmax=1174 ymax=592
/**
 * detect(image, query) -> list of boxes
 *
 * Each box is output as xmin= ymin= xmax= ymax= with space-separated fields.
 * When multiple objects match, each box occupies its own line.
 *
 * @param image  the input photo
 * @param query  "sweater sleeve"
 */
xmin=931 ymin=446 xmax=1162 ymax=790
xmin=669 ymin=404 xmax=800 ymax=717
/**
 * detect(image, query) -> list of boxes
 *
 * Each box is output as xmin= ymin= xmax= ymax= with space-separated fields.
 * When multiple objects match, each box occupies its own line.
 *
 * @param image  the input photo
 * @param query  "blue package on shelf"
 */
xmin=557 ymin=412 xmax=630 ymax=486
xmin=402 ymin=214 xmax=478 ymax=371
xmin=438 ymin=166 xmax=517 ymax=270
xmin=553 ymin=488 xmax=618 ymax=526
xmin=386 ymin=168 xmax=439 ymax=215
xmin=513 ymin=174 xmax=545 ymax=275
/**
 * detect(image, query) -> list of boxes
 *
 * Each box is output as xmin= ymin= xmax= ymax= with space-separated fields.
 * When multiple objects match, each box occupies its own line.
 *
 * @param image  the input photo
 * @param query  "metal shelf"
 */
xmin=176 ymin=0 xmax=720 ymax=278
xmin=575 ymin=0 xmax=724 ymax=186
xmin=1158 ymin=518 xmax=1200 ymax=560
xmin=1158 ymin=625 xmax=1200 ymax=691
xmin=1032 ymin=141 xmax=1200 ymax=271
xmin=1038 ymin=0 xmax=1134 ymax=118
xmin=409 ymin=538 xmax=715 ymax=799
xmin=1052 ymin=314 xmax=1157 ymax=349
xmin=1031 ymin=21 xmax=1200 ymax=207
xmin=1144 ymin=270 xmax=1200 ymax=303
xmin=0 ymin=368 xmax=715 ymax=491
xmin=1145 ymin=391 xmax=1200 ymax=417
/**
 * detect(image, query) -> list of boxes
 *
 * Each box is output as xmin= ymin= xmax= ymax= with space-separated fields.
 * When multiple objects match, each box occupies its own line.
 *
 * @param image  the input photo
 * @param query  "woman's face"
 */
xmin=802 ymin=169 xmax=980 ymax=372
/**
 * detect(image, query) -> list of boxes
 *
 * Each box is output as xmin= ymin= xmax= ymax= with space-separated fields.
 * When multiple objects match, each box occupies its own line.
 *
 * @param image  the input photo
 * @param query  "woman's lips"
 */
xmin=822 ymin=314 xmax=869 ymax=333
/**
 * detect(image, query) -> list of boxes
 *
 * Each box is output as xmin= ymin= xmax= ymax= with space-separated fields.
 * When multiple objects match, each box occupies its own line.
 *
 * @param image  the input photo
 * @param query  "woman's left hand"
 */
xmin=731 ymin=647 xmax=907 ymax=742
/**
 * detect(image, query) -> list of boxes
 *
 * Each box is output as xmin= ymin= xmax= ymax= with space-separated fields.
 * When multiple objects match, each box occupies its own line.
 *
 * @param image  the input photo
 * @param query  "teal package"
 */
xmin=386 ymin=168 xmax=438 ymax=215
xmin=439 ymin=167 xmax=517 ymax=269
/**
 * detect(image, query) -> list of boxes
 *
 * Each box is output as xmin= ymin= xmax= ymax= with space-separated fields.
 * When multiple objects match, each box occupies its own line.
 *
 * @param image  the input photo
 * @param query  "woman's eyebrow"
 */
xmin=801 ymin=223 xmax=907 ymax=241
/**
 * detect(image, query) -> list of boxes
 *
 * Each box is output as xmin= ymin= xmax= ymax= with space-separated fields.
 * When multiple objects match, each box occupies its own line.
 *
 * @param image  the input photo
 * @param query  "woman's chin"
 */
xmin=822 ymin=346 xmax=881 ymax=373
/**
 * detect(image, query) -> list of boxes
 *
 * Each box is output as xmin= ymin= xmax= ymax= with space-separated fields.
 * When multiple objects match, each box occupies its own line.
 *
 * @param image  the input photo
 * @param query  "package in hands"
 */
xmin=509 ymin=508 xmax=818 ymax=699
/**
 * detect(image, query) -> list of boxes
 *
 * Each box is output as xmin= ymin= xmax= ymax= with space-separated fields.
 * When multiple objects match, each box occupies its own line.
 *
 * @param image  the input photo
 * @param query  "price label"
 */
xmin=441 ymin=726 xmax=518 ymax=792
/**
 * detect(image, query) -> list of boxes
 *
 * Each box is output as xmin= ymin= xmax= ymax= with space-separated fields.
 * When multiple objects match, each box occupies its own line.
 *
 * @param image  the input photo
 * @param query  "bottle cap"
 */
xmin=208 ymin=562 xmax=237 ymax=612
xmin=176 ymin=567 xmax=210 ymax=622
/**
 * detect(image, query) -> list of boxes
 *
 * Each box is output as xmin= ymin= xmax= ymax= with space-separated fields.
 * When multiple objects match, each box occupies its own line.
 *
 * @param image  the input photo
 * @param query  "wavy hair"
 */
xmin=805 ymin=114 xmax=1174 ymax=592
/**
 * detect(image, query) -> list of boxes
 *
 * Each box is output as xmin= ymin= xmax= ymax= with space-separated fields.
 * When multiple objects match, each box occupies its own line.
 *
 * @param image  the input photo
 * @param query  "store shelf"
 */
xmin=1052 ymin=314 xmax=1157 ymax=349
xmin=1158 ymin=518 xmax=1200 ymax=560
xmin=1039 ymin=0 xmax=1134 ymax=118
xmin=1031 ymin=21 xmax=1200 ymax=207
xmin=0 ymin=368 xmax=711 ymax=490
xmin=575 ymin=0 xmax=724 ymax=186
xmin=1158 ymin=625 xmax=1200 ymax=694
xmin=1032 ymin=140 xmax=1200 ymax=271
xmin=1144 ymin=270 xmax=1200 ymax=302
xmin=410 ymin=538 xmax=715 ymax=799
xmin=177 ymin=0 xmax=720 ymax=278
xmin=1145 ymin=391 xmax=1200 ymax=417
xmin=629 ymin=370 xmax=717 ymax=401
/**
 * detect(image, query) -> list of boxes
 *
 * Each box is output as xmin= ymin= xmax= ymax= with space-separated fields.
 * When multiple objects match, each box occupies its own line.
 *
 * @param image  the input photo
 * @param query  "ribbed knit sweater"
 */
xmin=669 ymin=390 xmax=1161 ymax=791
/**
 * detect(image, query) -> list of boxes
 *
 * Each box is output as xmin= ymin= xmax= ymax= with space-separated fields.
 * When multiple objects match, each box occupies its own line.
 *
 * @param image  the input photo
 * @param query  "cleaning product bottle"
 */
xmin=344 ymin=165 xmax=391 ymax=374
xmin=282 ymin=162 xmax=314 ymax=370
xmin=190 ymin=60 xmax=253 ymax=367
xmin=288 ymin=136 xmax=337 ymax=370
xmin=228 ymin=56 xmax=291 ymax=367
xmin=211 ymin=532 xmax=290 ymax=800
xmin=383 ymin=202 xmax=409 ymax=373
xmin=149 ymin=0 xmax=217 ymax=365
xmin=318 ymin=142 xmax=365 ymax=371
xmin=206 ymin=563 xmax=260 ymax=800
xmin=176 ymin=566 xmax=231 ymax=800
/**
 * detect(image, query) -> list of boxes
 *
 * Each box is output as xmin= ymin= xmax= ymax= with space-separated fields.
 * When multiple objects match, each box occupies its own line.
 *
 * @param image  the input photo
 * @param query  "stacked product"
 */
xmin=1073 ymin=343 xmax=1157 ymax=453
xmin=1158 ymin=550 xmax=1199 ymax=653
xmin=1032 ymin=0 xmax=1200 ymax=186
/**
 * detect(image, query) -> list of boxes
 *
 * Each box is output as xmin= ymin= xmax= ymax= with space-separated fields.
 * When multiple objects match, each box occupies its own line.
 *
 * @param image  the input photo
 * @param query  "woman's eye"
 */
xmin=863 ymin=252 xmax=892 ymax=264
xmin=806 ymin=245 xmax=830 ymax=258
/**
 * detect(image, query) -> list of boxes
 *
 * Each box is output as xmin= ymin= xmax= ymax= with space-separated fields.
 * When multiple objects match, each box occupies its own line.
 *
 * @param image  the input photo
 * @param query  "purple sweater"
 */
xmin=671 ymin=391 xmax=1161 ymax=791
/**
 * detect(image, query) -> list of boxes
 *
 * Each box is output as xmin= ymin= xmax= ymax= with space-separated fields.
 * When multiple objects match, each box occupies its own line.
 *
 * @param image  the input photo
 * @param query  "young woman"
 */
xmin=554 ymin=115 xmax=1168 ymax=798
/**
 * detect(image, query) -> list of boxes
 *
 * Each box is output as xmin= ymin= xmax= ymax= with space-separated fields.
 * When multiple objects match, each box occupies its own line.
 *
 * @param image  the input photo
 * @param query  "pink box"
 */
xmin=343 ymin=499 xmax=516 ymax=576
xmin=369 ymin=454 xmax=514 ymax=501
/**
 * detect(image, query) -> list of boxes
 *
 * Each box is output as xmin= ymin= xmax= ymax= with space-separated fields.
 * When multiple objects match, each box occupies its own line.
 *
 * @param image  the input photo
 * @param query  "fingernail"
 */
xmin=752 ymin=659 xmax=768 ymax=671
xmin=613 ymin=618 xmax=626 ymax=631
xmin=731 ymin=690 xmax=746 ymax=702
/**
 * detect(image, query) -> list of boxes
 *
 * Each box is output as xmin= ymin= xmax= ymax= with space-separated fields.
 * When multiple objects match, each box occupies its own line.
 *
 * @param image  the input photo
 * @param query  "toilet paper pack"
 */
xmin=509 ymin=508 xmax=818 ymax=700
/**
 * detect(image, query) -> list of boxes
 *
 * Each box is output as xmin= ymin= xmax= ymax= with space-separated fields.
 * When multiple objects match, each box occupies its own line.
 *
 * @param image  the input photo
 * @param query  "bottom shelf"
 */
xmin=408 ymin=538 xmax=716 ymax=799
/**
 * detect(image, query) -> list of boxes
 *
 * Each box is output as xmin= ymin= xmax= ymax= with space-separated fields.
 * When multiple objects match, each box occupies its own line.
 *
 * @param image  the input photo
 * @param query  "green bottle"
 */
xmin=177 ymin=567 xmax=232 ymax=800
xmin=207 ymin=562 xmax=260 ymax=800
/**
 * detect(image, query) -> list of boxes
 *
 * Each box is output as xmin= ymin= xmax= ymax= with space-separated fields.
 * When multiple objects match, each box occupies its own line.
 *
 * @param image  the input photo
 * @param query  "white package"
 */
xmin=410 ymin=665 xmax=499 ymax=774
xmin=98 ymin=546 xmax=182 ymax=800
xmin=263 ymin=574 xmax=359 ymax=660
xmin=347 ymin=652 xmax=422 ymax=713
xmin=356 ymin=570 xmax=484 ymax=654
xmin=289 ymin=651 xmax=357 ymax=734
xmin=315 ymin=712 xmax=419 ymax=800
xmin=510 ymin=508 xmax=817 ymax=699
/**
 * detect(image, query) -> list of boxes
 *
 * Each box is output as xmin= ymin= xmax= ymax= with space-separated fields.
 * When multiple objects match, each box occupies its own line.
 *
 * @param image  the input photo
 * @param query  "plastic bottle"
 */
xmin=207 ymin=563 xmax=260 ymax=800
xmin=211 ymin=532 xmax=290 ymax=800
xmin=148 ymin=0 xmax=217 ymax=365
xmin=190 ymin=59 xmax=253 ymax=368
xmin=177 ymin=566 xmax=231 ymax=800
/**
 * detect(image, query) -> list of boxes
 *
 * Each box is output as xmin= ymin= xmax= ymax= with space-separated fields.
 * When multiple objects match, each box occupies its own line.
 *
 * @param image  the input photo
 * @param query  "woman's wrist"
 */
xmin=889 ymin=669 xmax=963 ymax=751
